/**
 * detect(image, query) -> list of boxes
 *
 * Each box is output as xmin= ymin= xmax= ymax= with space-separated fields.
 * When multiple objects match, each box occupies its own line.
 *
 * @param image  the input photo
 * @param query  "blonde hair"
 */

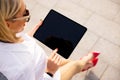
xmin=0 ymin=0 xmax=22 ymax=43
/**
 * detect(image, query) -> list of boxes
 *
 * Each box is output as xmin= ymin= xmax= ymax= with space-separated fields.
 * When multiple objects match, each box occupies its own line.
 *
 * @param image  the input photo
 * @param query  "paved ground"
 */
xmin=24 ymin=0 xmax=120 ymax=80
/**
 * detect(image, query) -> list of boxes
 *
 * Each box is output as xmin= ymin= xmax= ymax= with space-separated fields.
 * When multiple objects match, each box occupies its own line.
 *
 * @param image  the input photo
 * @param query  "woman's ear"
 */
xmin=5 ymin=21 xmax=10 ymax=28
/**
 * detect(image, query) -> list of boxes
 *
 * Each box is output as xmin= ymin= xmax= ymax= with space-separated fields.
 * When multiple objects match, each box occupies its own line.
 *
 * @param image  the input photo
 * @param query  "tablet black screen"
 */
xmin=34 ymin=9 xmax=87 ymax=58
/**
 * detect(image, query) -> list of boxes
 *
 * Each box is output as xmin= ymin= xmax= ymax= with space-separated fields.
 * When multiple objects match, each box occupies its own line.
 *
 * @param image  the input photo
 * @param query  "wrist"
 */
xmin=46 ymin=69 xmax=56 ymax=75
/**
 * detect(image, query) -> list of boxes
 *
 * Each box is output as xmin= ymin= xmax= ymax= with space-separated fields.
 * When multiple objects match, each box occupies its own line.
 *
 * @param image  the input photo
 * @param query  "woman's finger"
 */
xmin=52 ymin=54 xmax=60 ymax=61
xmin=56 ymin=56 xmax=62 ymax=66
xmin=27 ymin=20 xmax=43 ymax=36
xmin=49 ymin=48 xmax=58 ymax=59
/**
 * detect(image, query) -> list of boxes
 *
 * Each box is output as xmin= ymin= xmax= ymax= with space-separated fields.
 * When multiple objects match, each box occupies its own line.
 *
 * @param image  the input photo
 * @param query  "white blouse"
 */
xmin=0 ymin=34 xmax=60 ymax=80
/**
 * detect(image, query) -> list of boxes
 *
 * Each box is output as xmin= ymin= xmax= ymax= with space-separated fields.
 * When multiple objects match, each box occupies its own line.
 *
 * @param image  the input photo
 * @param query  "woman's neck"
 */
xmin=0 ymin=38 xmax=24 ymax=43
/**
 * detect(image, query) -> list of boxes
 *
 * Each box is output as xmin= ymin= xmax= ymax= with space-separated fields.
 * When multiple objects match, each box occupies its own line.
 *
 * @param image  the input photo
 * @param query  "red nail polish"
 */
xmin=92 ymin=58 xmax=98 ymax=66
xmin=92 ymin=52 xmax=100 ymax=58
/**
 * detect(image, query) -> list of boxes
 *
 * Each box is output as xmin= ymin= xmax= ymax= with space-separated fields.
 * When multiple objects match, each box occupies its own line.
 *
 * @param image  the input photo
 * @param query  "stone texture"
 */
xmin=24 ymin=0 xmax=120 ymax=80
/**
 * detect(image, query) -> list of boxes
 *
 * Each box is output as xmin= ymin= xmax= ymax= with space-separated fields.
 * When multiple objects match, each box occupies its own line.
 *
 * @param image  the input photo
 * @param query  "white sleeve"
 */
xmin=40 ymin=70 xmax=61 ymax=80
xmin=43 ymin=73 xmax=53 ymax=80
xmin=16 ymin=73 xmax=36 ymax=80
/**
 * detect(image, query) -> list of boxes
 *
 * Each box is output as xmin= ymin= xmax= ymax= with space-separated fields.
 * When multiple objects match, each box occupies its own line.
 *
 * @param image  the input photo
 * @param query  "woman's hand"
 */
xmin=27 ymin=20 xmax=43 ymax=37
xmin=46 ymin=48 xmax=62 ymax=75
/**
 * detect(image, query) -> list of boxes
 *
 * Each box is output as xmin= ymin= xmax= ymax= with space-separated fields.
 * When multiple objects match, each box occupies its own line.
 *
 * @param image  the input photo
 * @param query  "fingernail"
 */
xmin=40 ymin=19 xmax=43 ymax=21
xmin=53 ymin=48 xmax=58 ymax=53
xmin=92 ymin=58 xmax=98 ymax=66
xmin=92 ymin=52 xmax=100 ymax=58
xmin=56 ymin=48 xmax=58 ymax=51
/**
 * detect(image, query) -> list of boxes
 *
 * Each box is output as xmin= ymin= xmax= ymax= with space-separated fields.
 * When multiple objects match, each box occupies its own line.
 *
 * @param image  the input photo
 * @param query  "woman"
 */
xmin=0 ymin=0 xmax=99 ymax=80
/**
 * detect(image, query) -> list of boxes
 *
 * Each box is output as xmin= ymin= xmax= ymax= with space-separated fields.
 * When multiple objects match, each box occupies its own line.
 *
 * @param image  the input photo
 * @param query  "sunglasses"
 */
xmin=8 ymin=9 xmax=30 ymax=22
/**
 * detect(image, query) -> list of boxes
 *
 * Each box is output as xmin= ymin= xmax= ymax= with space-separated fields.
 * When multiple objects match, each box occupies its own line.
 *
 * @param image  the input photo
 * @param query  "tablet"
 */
xmin=33 ymin=9 xmax=87 ymax=58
